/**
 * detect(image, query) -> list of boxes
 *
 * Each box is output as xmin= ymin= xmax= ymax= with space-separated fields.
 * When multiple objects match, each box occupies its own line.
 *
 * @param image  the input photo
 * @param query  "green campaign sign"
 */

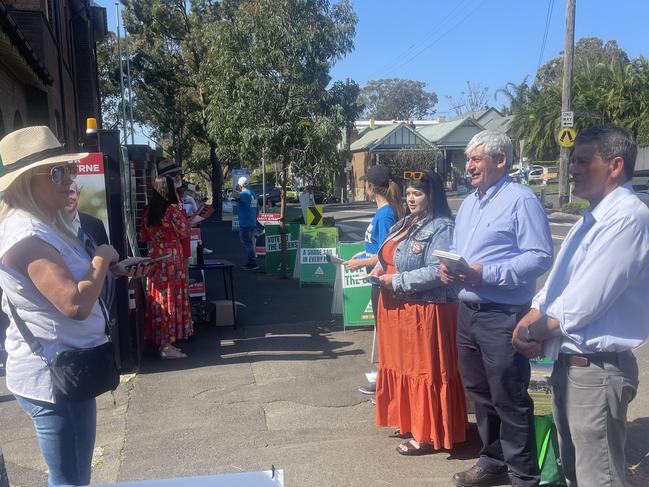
xmin=265 ymin=224 xmax=299 ymax=276
xmin=299 ymin=225 xmax=337 ymax=285
xmin=339 ymin=242 xmax=375 ymax=328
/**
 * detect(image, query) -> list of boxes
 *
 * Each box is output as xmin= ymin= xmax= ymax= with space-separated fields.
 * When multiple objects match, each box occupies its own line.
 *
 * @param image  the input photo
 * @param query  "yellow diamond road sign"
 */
xmin=307 ymin=205 xmax=324 ymax=226
xmin=558 ymin=127 xmax=577 ymax=148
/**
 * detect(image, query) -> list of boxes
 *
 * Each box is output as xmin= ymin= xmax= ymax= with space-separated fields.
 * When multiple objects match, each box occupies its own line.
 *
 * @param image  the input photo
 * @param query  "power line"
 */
xmin=536 ymin=0 xmax=555 ymax=73
xmin=379 ymin=0 xmax=487 ymax=78
xmin=369 ymin=0 xmax=472 ymax=79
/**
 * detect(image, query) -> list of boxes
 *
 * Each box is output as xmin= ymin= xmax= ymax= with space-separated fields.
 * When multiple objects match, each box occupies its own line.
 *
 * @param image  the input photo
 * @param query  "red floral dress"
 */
xmin=139 ymin=204 xmax=193 ymax=347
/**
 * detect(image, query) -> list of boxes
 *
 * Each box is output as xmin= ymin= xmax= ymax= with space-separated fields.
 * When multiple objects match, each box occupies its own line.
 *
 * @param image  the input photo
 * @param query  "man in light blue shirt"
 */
xmin=513 ymin=125 xmax=649 ymax=487
xmin=441 ymin=130 xmax=553 ymax=487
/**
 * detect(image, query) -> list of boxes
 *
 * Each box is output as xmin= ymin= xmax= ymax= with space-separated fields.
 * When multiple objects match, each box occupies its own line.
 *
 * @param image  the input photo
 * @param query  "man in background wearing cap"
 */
xmin=182 ymin=183 xmax=198 ymax=218
xmin=235 ymin=176 xmax=259 ymax=270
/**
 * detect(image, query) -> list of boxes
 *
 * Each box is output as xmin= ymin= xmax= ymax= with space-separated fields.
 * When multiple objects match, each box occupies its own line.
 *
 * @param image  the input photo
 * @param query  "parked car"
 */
xmin=249 ymin=184 xmax=281 ymax=207
xmin=299 ymin=187 xmax=340 ymax=204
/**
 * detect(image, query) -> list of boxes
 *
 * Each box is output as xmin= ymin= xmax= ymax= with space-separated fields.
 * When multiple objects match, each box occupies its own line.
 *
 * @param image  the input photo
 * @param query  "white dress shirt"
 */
xmin=532 ymin=183 xmax=649 ymax=357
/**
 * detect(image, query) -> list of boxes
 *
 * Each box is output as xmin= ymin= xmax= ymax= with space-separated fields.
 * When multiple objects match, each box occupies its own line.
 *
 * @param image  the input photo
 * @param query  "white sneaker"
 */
xmin=203 ymin=248 xmax=213 ymax=254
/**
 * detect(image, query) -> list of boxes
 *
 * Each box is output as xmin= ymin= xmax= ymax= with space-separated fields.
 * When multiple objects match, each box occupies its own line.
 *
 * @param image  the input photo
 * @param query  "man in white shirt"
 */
xmin=513 ymin=124 xmax=649 ymax=487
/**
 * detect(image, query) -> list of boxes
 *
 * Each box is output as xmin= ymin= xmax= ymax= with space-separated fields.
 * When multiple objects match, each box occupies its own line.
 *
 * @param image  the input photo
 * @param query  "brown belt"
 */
xmin=558 ymin=352 xmax=623 ymax=367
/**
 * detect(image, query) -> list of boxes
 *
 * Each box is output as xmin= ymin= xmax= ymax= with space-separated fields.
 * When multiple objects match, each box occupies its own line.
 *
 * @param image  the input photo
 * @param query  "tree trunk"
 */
xmin=209 ymin=140 xmax=223 ymax=221
xmin=279 ymin=160 xmax=288 ymax=278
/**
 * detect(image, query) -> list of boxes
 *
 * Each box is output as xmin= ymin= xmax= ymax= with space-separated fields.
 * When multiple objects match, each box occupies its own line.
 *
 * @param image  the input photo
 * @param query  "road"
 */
xmin=326 ymin=198 xmax=571 ymax=288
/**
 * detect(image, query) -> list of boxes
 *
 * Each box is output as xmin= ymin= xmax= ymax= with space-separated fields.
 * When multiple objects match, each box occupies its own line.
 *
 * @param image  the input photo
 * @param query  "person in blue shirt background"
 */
xmin=235 ymin=176 xmax=259 ymax=270
xmin=344 ymin=164 xmax=404 ymax=395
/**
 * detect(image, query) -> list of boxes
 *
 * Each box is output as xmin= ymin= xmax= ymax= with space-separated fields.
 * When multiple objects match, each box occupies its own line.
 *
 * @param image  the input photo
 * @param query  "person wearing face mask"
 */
xmin=371 ymin=169 xmax=467 ymax=456
xmin=440 ymin=131 xmax=553 ymax=487
xmin=139 ymin=174 xmax=193 ymax=359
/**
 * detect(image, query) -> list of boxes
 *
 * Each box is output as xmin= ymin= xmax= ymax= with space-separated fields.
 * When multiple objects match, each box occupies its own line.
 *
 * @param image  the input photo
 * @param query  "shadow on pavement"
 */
xmin=627 ymin=416 xmax=649 ymax=486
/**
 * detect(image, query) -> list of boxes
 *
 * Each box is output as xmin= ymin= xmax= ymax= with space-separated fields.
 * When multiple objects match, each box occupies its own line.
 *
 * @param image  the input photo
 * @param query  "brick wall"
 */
xmin=0 ymin=68 xmax=30 ymax=137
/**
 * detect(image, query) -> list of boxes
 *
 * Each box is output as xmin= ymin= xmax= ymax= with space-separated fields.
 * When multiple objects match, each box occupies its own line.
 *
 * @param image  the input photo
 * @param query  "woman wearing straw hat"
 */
xmin=0 ymin=126 xmax=145 ymax=486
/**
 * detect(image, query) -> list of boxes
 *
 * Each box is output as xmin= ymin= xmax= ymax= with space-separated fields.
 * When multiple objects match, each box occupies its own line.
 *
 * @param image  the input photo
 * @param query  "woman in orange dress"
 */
xmin=139 ymin=175 xmax=193 ymax=359
xmin=373 ymin=169 xmax=467 ymax=455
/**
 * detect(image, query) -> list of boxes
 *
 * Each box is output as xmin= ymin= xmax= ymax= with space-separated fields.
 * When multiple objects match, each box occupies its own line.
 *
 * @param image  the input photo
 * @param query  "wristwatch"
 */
xmin=523 ymin=325 xmax=535 ymax=343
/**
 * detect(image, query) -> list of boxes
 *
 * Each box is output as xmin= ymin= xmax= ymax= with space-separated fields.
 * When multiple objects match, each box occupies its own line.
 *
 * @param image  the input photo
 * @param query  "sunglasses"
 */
xmin=35 ymin=163 xmax=79 ymax=184
xmin=403 ymin=171 xmax=425 ymax=180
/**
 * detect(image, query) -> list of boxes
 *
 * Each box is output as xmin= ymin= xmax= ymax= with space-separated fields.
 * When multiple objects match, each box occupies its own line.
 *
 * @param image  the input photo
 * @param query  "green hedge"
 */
xmin=560 ymin=201 xmax=589 ymax=215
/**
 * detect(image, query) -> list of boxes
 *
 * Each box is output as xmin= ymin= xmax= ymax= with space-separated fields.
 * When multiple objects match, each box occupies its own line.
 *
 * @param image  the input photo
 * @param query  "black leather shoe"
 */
xmin=452 ymin=464 xmax=510 ymax=487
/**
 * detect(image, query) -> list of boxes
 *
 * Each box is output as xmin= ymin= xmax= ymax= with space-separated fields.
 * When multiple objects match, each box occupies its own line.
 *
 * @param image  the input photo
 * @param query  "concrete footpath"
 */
xmin=2 ymin=220 xmax=649 ymax=486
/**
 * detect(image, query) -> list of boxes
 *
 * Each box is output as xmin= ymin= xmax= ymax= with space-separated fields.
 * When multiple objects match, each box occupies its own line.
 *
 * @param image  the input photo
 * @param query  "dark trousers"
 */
xmin=456 ymin=302 xmax=540 ymax=487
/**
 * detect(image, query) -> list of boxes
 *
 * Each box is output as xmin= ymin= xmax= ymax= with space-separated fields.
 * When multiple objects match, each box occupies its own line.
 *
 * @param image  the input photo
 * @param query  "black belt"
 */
xmin=558 ymin=351 xmax=626 ymax=367
xmin=461 ymin=301 xmax=530 ymax=314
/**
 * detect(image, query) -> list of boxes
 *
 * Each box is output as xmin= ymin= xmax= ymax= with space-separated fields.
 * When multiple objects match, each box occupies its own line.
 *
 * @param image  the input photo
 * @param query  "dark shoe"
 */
xmin=358 ymin=382 xmax=376 ymax=395
xmin=396 ymin=440 xmax=435 ymax=456
xmin=452 ymin=464 xmax=509 ymax=487
xmin=242 ymin=263 xmax=260 ymax=271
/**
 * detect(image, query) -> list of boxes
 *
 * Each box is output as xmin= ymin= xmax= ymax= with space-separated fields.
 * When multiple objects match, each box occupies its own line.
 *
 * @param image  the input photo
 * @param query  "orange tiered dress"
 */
xmin=375 ymin=238 xmax=467 ymax=449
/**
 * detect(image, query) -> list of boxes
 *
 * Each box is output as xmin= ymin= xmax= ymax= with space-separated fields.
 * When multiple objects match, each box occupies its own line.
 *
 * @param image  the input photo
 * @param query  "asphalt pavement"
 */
xmin=1 ymin=207 xmax=648 ymax=486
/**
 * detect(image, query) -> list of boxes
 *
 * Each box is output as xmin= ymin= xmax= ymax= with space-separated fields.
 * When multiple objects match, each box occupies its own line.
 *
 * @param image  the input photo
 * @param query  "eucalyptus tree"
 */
xmin=122 ymin=0 xmax=225 ymax=218
xmin=205 ymin=0 xmax=357 ymax=273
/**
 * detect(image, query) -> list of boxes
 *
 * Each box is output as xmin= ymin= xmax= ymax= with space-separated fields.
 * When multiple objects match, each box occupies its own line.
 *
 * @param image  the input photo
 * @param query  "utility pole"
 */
xmin=124 ymin=27 xmax=135 ymax=145
xmin=115 ymin=3 xmax=128 ymax=146
xmin=558 ymin=0 xmax=576 ymax=206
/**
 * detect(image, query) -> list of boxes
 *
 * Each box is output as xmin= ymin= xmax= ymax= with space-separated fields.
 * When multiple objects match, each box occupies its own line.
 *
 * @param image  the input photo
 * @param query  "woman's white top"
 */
xmin=0 ymin=210 xmax=107 ymax=403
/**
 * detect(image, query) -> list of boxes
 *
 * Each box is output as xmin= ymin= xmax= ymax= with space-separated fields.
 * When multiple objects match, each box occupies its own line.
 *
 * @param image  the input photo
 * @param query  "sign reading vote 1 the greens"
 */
xmin=265 ymin=224 xmax=299 ymax=275
xmin=339 ymin=242 xmax=375 ymax=328
xmin=299 ymin=225 xmax=337 ymax=284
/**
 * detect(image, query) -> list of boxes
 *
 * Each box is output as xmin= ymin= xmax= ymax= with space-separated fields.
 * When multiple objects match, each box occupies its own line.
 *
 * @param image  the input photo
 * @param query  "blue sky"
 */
xmin=99 ymin=0 xmax=649 ymax=120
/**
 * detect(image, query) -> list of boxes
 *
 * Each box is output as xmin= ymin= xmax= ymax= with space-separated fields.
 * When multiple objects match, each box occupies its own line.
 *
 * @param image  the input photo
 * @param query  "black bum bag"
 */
xmin=7 ymin=298 xmax=120 ymax=402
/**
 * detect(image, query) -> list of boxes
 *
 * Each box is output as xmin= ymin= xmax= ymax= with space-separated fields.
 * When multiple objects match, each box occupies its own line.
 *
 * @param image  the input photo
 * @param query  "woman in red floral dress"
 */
xmin=139 ymin=175 xmax=193 ymax=359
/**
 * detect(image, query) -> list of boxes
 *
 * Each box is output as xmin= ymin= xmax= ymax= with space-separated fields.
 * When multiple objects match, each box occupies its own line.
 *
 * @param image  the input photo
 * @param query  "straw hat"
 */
xmin=0 ymin=126 xmax=88 ymax=192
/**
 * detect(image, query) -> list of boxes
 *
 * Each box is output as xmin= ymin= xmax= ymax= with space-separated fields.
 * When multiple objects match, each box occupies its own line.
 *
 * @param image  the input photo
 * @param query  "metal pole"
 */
xmin=262 ymin=151 xmax=267 ymax=213
xmin=124 ymin=26 xmax=135 ymax=145
xmin=559 ymin=0 xmax=576 ymax=206
xmin=115 ymin=3 xmax=128 ymax=146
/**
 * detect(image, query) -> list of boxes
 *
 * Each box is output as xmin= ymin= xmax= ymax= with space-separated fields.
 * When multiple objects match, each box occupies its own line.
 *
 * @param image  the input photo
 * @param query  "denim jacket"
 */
xmin=376 ymin=214 xmax=456 ymax=303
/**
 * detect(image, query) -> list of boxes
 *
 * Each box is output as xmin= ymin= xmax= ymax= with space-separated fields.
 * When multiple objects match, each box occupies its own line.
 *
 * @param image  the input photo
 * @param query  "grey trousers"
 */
xmin=551 ymin=351 xmax=638 ymax=487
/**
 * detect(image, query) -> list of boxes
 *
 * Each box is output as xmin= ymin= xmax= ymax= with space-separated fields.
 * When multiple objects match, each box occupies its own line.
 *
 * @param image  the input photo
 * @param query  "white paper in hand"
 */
xmin=431 ymin=250 xmax=469 ymax=272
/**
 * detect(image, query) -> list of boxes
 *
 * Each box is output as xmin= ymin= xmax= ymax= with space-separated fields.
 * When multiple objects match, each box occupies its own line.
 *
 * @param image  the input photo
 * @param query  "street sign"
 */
xmin=306 ymin=205 xmax=324 ymax=226
xmin=561 ymin=111 xmax=574 ymax=128
xmin=557 ymin=127 xmax=577 ymax=148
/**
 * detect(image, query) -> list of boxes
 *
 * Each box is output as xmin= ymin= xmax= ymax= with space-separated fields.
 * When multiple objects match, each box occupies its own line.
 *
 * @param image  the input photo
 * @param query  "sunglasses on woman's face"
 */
xmin=36 ymin=163 xmax=79 ymax=184
xmin=403 ymin=171 xmax=425 ymax=180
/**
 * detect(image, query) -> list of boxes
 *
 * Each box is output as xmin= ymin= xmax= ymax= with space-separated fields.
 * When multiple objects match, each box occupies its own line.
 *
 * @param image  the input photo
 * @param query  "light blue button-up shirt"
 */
xmin=451 ymin=175 xmax=553 ymax=304
xmin=533 ymin=183 xmax=649 ymax=357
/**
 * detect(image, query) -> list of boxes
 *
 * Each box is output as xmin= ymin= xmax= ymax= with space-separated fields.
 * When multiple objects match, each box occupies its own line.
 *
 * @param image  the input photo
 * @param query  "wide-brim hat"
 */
xmin=0 ymin=126 xmax=88 ymax=193
xmin=157 ymin=158 xmax=181 ymax=177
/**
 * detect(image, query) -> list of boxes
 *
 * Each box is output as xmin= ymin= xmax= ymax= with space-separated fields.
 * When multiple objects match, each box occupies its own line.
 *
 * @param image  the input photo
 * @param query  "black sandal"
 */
xmin=389 ymin=429 xmax=413 ymax=439
xmin=396 ymin=440 xmax=435 ymax=456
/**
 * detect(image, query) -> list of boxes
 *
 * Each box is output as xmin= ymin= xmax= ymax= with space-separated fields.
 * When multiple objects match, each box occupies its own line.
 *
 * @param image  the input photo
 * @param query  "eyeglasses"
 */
xmin=403 ymin=171 xmax=425 ymax=180
xmin=35 ymin=163 xmax=78 ymax=184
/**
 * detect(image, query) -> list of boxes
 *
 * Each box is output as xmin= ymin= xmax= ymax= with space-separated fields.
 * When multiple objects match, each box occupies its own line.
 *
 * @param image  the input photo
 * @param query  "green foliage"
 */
xmin=381 ymin=148 xmax=443 ymax=181
xmin=506 ymin=37 xmax=649 ymax=160
xmin=96 ymin=31 xmax=122 ymax=130
xmin=360 ymin=78 xmax=437 ymax=120
xmin=560 ymin=201 xmax=589 ymax=215
xmin=535 ymin=37 xmax=629 ymax=88
xmin=205 ymin=0 xmax=358 ymax=217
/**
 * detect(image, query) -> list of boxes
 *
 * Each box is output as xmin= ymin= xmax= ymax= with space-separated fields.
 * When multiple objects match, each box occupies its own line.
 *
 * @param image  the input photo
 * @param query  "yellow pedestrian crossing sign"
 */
xmin=557 ymin=127 xmax=577 ymax=148
xmin=307 ymin=205 xmax=324 ymax=226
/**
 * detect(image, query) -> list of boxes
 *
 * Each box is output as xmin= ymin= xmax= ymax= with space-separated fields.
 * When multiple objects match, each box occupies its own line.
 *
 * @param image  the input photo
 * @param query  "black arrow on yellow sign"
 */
xmin=307 ymin=205 xmax=323 ymax=226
